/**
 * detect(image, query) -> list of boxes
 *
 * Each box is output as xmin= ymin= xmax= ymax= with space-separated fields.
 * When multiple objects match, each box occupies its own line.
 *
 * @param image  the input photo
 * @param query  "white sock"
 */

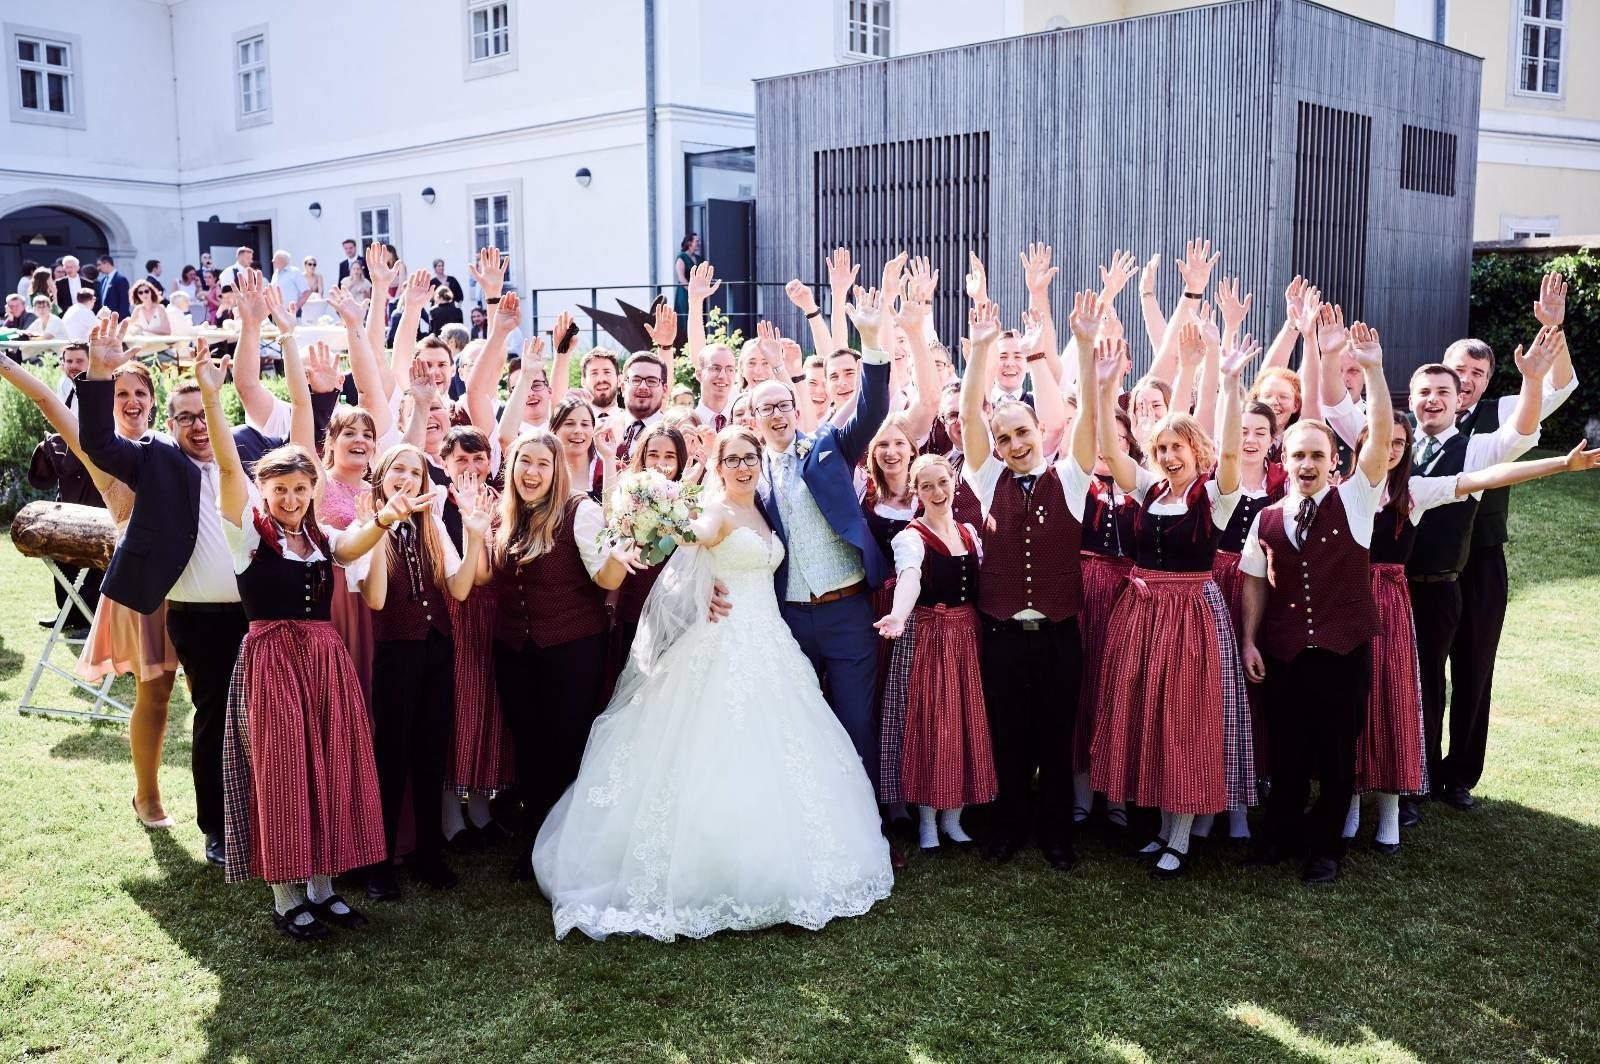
xmin=441 ymin=790 xmax=466 ymax=840
xmin=1191 ymin=813 xmax=1215 ymax=839
xmin=1107 ymin=801 xmax=1128 ymax=829
xmin=938 ymin=806 xmax=971 ymax=843
xmin=1072 ymin=773 xmax=1093 ymax=821
xmin=306 ymin=874 xmax=351 ymax=915
xmin=1343 ymin=793 xmax=1361 ymax=839
xmin=467 ymin=793 xmax=494 ymax=829
xmin=1141 ymin=810 xmax=1173 ymax=854
xmin=270 ymin=882 xmax=314 ymax=925
xmin=1375 ymin=793 xmax=1401 ymax=846
xmin=1228 ymin=806 xmax=1251 ymax=839
xmin=917 ymin=805 xmax=939 ymax=850
xmin=1157 ymin=813 xmax=1194 ymax=872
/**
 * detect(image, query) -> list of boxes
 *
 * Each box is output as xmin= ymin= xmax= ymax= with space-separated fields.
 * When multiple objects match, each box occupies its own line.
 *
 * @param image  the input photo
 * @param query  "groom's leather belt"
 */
xmin=805 ymin=580 xmax=866 ymax=605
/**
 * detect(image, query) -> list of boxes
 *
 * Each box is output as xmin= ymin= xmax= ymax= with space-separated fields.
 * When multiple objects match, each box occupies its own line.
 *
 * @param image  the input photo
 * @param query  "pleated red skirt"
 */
xmin=900 ymin=603 xmax=997 ymax=808
xmin=1356 ymin=564 xmax=1426 ymax=794
xmin=446 ymin=585 xmax=515 ymax=795
xmin=1090 ymin=568 xmax=1228 ymax=815
xmin=226 ymin=620 xmax=386 ymax=885
xmin=329 ymin=580 xmax=373 ymax=709
xmin=1073 ymin=551 xmax=1134 ymax=774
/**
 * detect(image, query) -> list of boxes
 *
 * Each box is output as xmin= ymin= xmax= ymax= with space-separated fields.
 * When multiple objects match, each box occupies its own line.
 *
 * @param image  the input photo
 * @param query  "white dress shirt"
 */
xmin=1240 ymin=473 xmax=1382 ymax=578
xmin=168 ymin=458 xmax=243 ymax=603
xmin=61 ymin=303 xmax=96 ymax=341
xmin=1412 ymin=420 xmax=1538 ymax=481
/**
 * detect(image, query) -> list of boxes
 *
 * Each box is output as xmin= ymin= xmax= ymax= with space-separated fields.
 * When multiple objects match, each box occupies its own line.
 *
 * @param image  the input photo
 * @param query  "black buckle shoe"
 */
xmin=273 ymin=904 xmax=331 ymax=941
xmin=308 ymin=894 xmax=369 ymax=928
xmin=1148 ymin=846 xmax=1188 ymax=880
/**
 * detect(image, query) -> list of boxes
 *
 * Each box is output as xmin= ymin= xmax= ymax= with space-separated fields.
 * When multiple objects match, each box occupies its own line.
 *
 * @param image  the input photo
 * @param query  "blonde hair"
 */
xmin=909 ymin=452 xmax=954 ymax=491
xmin=1144 ymin=412 xmax=1216 ymax=476
xmin=1249 ymin=365 xmax=1303 ymax=418
xmin=370 ymin=443 xmax=449 ymax=590
xmin=494 ymin=432 xmax=572 ymax=567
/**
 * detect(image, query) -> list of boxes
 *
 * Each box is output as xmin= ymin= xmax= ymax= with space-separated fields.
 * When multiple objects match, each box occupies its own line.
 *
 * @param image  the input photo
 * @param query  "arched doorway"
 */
xmin=0 ymin=206 xmax=109 ymax=294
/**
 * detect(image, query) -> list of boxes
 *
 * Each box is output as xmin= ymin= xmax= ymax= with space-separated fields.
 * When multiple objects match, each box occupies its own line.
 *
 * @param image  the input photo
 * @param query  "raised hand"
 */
xmin=778 ymin=336 xmax=803 ymax=374
xmin=193 ymin=343 xmax=229 ymax=396
xmin=689 ymin=261 xmax=722 ymax=303
xmin=1315 ymin=303 xmax=1347 ymax=355
xmin=964 ymin=252 xmax=989 ymax=304
xmin=326 ymin=285 xmax=363 ymax=327
xmin=1221 ymin=334 xmax=1263 ymax=381
xmin=1094 ymin=337 xmax=1129 ymax=389
xmin=521 ymin=334 xmax=549 ymax=370
xmin=1348 ymin=321 xmax=1383 ymax=370
xmin=453 ymin=467 xmax=482 ymax=512
xmin=1098 ymin=302 xmax=1125 ymax=345
xmin=783 ymin=278 xmax=818 ymax=315
xmin=1534 ymin=271 xmax=1567 ymax=328
xmin=845 ymin=285 xmax=884 ymax=348
xmin=379 ymin=485 xmax=441 ymax=526
xmin=552 ymin=309 xmax=576 ymax=354
xmin=1067 ymin=289 xmax=1103 ymax=347
xmin=873 ymin=613 xmax=906 ymax=640
xmin=1138 ymin=253 xmax=1161 ymax=298
xmin=1197 ymin=302 xmax=1221 ymax=352
xmin=1514 ymin=324 xmax=1561 ymax=381
xmin=594 ymin=422 xmax=619 ymax=462
xmin=967 ymin=300 xmax=1001 ymax=348
xmin=1215 ymin=277 xmax=1253 ymax=335
xmin=365 ymin=243 xmax=398 ymax=293
xmin=460 ymin=486 xmax=496 ymax=538
xmin=354 ymin=488 xmax=377 ymax=526
xmin=402 ymin=269 xmax=433 ymax=311
xmin=408 ymin=355 xmax=438 ymax=404
xmin=1285 ymin=276 xmax=1313 ymax=334
xmin=1177 ymin=321 xmax=1205 ymax=369
xmin=755 ymin=319 xmax=784 ymax=363
xmin=895 ymin=294 xmax=930 ymax=337
xmin=1019 ymin=307 xmax=1045 ymax=354
xmin=647 ymin=302 xmax=678 ymax=348
xmin=1021 ymin=243 xmax=1059 ymax=299
xmin=491 ymin=291 xmax=521 ymax=336
xmin=827 ymin=248 xmax=859 ymax=295
xmin=1175 ymin=238 xmax=1220 ymax=295
xmin=87 ymin=313 xmax=133 ymax=376
xmin=235 ymin=268 xmax=268 ymax=325
xmin=1098 ymin=249 xmax=1137 ymax=303
xmin=305 ymin=341 xmax=344 ymax=393
xmin=263 ymin=282 xmax=296 ymax=332
xmin=907 ymin=255 xmax=939 ymax=305
xmin=1562 ymin=439 xmax=1600 ymax=473
xmin=879 ymin=251 xmax=908 ymax=304
xmin=468 ymin=246 xmax=506 ymax=300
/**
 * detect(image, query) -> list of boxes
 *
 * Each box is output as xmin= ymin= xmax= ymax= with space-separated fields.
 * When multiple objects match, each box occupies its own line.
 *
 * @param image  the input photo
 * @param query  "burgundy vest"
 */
xmin=977 ymin=467 xmax=1083 ymax=622
xmin=494 ymin=497 xmax=609 ymax=649
xmin=371 ymin=521 xmax=454 ymax=643
xmin=1257 ymin=489 xmax=1380 ymax=661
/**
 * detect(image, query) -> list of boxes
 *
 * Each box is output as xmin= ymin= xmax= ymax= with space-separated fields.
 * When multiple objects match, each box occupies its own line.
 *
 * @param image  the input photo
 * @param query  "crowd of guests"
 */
xmin=3 ymin=233 xmax=1591 ymax=943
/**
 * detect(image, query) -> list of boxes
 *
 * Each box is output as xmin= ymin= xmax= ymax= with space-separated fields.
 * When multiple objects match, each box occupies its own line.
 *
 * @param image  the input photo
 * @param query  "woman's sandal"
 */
xmin=272 ymin=904 xmax=331 ymax=941
xmin=308 ymin=894 xmax=369 ymax=929
xmin=1148 ymin=846 xmax=1188 ymax=881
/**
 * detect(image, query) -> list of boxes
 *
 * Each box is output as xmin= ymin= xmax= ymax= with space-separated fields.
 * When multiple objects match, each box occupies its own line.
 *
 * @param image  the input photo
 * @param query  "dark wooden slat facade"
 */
xmin=755 ymin=0 xmax=1480 ymax=383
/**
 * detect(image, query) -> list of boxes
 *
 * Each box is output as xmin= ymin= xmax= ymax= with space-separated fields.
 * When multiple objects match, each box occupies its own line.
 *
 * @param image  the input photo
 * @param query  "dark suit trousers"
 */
xmin=782 ymin=594 xmax=881 ymax=790
xmin=371 ymin=632 xmax=456 ymax=864
xmin=1261 ymin=645 xmax=1371 ymax=862
xmin=165 ymin=603 xmax=249 ymax=839
xmin=1445 ymin=544 xmax=1507 ymax=791
xmin=979 ymin=617 xmax=1081 ymax=850
xmin=493 ymin=631 xmax=608 ymax=842
xmin=1409 ymin=579 xmax=1462 ymax=794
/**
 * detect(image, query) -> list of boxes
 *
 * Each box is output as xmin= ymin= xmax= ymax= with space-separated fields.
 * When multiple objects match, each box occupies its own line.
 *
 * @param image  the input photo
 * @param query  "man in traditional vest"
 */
xmin=1403 ymin=325 xmax=1560 ymax=825
xmin=1240 ymin=322 xmax=1390 ymax=885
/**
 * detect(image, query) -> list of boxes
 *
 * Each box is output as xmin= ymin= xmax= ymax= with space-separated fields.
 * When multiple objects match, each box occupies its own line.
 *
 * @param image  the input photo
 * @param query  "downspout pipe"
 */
xmin=645 ymin=0 xmax=659 ymax=291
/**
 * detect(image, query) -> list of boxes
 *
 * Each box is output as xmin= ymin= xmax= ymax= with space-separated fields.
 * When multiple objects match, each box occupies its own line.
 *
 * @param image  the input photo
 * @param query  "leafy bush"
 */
xmin=1469 ymin=249 xmax=1598 ymax=445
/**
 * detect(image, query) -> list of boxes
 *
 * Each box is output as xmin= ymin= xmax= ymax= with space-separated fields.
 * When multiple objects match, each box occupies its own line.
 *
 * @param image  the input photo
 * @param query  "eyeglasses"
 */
xmin=171 ymin=411 xmax=208 ymax=428
xmin=720 ymin=453 xmax=762 ymax=469
xmin=938 ymin=411 xmax=962 ymax=423
xmin=626 ymin=376 xmax=664 ymax=389
xmin=755 ymin=400 xmax=796 ymax=418
xmin=526 ymin=380 xmax=549 ymax=392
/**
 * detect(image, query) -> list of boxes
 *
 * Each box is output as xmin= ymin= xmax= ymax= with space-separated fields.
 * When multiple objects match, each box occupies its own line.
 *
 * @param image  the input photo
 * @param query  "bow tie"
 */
xmin=1294 ymin=495 xmax=1317 ymax=545
xmin=1016 ymin=474 xmax=1037 ymax=496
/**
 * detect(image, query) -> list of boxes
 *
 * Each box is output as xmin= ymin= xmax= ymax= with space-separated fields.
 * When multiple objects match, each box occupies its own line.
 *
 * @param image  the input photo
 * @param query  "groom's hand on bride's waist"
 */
xmin=707 ymin=580 xmax=732 ymax=623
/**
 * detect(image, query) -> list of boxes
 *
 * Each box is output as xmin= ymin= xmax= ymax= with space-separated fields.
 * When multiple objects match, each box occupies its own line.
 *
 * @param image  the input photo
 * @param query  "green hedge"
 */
xmin=1469 ymin=248 xmax=1598 ymax=447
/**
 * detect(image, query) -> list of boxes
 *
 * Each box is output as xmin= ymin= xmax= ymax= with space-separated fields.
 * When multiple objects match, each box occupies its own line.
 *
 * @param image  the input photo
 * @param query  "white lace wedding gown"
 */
xmin=532 ymin=526 xmax=894 ymax=941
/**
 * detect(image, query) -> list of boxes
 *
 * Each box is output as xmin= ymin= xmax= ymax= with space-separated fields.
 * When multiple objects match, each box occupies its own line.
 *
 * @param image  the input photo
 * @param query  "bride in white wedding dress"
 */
xmin=532 ymin=428 xmax=894 ymax=941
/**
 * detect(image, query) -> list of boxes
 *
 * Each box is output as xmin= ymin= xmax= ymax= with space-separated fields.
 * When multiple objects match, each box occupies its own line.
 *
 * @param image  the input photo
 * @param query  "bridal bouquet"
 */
xmin=604 ymin=470 xmax=703 ymax=564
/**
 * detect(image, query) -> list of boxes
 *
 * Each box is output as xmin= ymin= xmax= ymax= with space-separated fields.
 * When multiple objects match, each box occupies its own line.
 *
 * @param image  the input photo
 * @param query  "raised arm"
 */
xmin=1065 ymin=290 xmax=1102 ymax=473
xmin=1305 ymin=303 xmax=1348 ymax=423
xmin=78 ymin=315 xmax=143 ymax=484
xmin=1457 ymin=439 xmax=1600 ymax=495
xmin=0 ymin=351 xmax=108 ymax=487
xmin=467 ymin=291 xmax=521 ymax=434
xmin=194 ymin=347 xmax=248 ymax=526
xmin=1150 ymin=239 xmax=1219 ymax=383
xmin=686 ymin=262 xmax=721 ymax=369
xmin=1509 ymin=326 xmax=1560 ymax=437
xmin=1136 ymin=253 xmax=1167 ymax=351
xmin=1022 ymin=308 xmax=1067 ymax=446
xmin=548 ymin=308 xmax=575 ymax=406
xmin=497 ymin=336 xmax=545 ymax=451
xmin=1347 ymin=321 xmax=1392 ymax=487
xmin=784 ymin=278 xmax=833 ymax=357
xmin=447 ymin=475 xmax=495 ymax=600
xmin=964 ymin=252 xmax=989 ymax=309
xmin=894 ymin=294 xmax=940 ymax=444
xmin=230 ymin=268 xmax=278 ymax=430
xmin=1094 ymin=339 xmax=1139 ymax=492
xmin=1533 ymin=271 xmax=1576 ymax=399
xmin=827 ymin=248 xmax=859 ymax=352
xmin=363 ymin=244 xmax=400 ymax=397
xmin=960 ymin=301 xmax=1000 ymax=473
xmin=645 ymin=301 xmax=678 ymax=389
xmin=1171 ymin=317 xmax=1205 ymax=416
xmin=1215 ymin=336 xmax=1259 ymax=496
xmin=1022 ymin=243 xmax=1062 ymax=384
xmin=264 ymin=285 xmax=316 ymax=455
xmin=836 ymin=287 xmax=891 ymax=465
xmin=1192 ymin=309 xmax=1223 ymax=436
xmin=1266 ymin=276 xmax=1313 ymax=372
xmin=388 ymin=269 xmax=433 ymax=392
xmin=328 ymin=285 xmax=394 ymax=439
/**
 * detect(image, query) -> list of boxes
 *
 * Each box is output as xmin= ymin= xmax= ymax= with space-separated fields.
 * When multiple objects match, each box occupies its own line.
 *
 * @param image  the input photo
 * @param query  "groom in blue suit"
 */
xmin=750 ymin=296 xmax=892 ymax=788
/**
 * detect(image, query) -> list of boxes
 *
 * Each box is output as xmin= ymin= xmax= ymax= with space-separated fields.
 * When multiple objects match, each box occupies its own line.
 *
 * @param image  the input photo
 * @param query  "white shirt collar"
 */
xmin=1417 ymin=423 xmax=1459 ymax=450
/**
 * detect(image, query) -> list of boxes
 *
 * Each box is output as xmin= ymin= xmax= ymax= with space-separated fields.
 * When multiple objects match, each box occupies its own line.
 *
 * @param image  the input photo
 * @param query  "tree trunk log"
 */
xmin=10 ymin=501 xmax=119 ymax=570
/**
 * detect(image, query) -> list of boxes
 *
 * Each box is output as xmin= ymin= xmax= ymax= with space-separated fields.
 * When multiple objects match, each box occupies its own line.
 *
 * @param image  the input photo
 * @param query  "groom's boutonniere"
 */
xmin=795 ymin=436 xmax=815 ymax=462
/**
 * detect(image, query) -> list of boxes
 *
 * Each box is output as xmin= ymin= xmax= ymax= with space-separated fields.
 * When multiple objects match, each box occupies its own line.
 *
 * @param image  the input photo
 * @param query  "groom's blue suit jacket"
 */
xmin=757 ymin=358 xmax=892 ymax=598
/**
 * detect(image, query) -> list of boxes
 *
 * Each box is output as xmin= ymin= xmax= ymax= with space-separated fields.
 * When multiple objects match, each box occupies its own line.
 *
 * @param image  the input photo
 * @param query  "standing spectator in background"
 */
xmin=673 ymin=233 xmax=701 ymax=317
xmin=62 ymin=288 xmax=98 ymax=341
xmin=216 ymin=246 xmax=254 ymax=291
xmin=53 ymin=341 xmax=87 ymax=410
xmin=428 ymin=284 xmax=463 ymax=335
xmin=17 ymin=259 xmax=39 ymax=297
xmin=4 ymin=293 xmax=35 ymax=330
xmin=144 ymin=260 xmax=164 ymax=296
xmin=336 ymin=238 xmax=360 ymax=286
xmin=468 ymin=304 xmax=488 ymax=340
xmin=96 ymin=257 xmax=132 ymax=318
xmin=268 ymin=250 xmax=308 ymax=316
xmin=28 ymin=267 xmax=57 ymax=313
xmin=28 ymin=294 xmax=65 ymax=338
xmin=342 ymin=259 xmax=372 ymax=302
xmin=56 ymin=255 xmax=92 ymax=312
xmin=202 ymin=270 xmax=222 ymax=324
xmin=429 ymin=259 xmax=464 ymax=303
xmin=301 ymin=256 xmax=324 ymax=299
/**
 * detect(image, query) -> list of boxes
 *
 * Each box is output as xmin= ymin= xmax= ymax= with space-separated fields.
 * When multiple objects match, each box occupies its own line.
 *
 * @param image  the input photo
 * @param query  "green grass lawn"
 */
xmin=1 ymin=465 xmax=1596 ymax=1063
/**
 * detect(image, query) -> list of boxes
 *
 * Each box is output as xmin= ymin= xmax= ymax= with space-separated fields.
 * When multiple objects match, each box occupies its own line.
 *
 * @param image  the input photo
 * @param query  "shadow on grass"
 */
xmin=48 ymin=716 xmax=192 ymax=770
xmin=0 ymin=636 xmax=23 ymax=679
xmin=117 ymin=796 xmax=1600 ymax=1063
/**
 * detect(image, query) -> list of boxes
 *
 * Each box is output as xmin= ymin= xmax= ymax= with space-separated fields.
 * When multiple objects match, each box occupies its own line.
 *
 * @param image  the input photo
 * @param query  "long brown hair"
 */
xmin=865 ymin=413 xmax=919 ymax=504
xmin=1360 ymin=409 xmax=1414 ymax=525
xmin=628 ymin=423 xmax=687 ymax=479
xmin=495 ymin=432 xmax=572 ymax=567
xmin=322 ymin=406 xmax=378 ymax=471
xmin=252 ymin=444 xmax=331 ymax=556
xmin=371 ymin=443 xmax=449 ymax=590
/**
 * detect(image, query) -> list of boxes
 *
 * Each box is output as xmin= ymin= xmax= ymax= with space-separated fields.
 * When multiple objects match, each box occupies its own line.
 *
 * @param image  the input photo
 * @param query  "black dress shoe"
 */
xmin=1440 ymin=785 xmax=1474 ymax=811
xmin=412 ymin=858 xmax=459 ymax=891
xmin=981 ymin=838 xmax=1020 ymax=864
xmin=1302 ymin=857 xmax=1340 ymax=885
xmin=1149 ymin=846 xmax=1188 ymax=881
xmin=1042 ymin=845 xmax=1077 ymax=873
xmin=1399 ymin=798 xmax=1421 ymax=828
xmin=204 ymin=834 xmax=226 ymax=866
xmin=272 ymin=904 xmax=331 ymax=942
xmin=364 ymin=863 xmax=402 ymax=901
xmin=1370 ymin=839 xmax=1401 ymax=856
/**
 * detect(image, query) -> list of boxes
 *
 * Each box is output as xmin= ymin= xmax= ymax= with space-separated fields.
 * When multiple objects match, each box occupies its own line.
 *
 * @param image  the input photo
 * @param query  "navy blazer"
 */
xmin=77 ymin=376 xmax=338 ymax=614
xmin=97 ymin=272 xmax=131 ymax=319
xmin=757 ymin=357 xmax=892 ymax=596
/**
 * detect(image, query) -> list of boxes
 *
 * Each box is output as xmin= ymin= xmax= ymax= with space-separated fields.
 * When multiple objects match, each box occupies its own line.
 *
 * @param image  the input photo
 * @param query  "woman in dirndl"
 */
xmin=874 ymin=454 xmax=996 ymax=851
xmin=1089 ymin=337 xmax=1259 ymax=879
xmin=315 ymin=405 xmax=380 ymax=705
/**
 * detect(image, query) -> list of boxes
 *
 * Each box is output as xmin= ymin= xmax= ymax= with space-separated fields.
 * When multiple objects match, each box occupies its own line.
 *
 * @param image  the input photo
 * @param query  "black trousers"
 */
xmin=371 ymin=632 xmax=456 ymax=865
xmin=165 ymin=602 xmax=249 ymax=840
xmin=1261 ymin=645 xmax=1371 ymax=862
xmin=493 ymin=631 xmax=608 ymax=843
xmin=979 ymin=616 xmax=1081 ymax=851
xmin=1445 ymin=544 xmax=1507 ymax=791
xmin=1409 ymin=578 xmax=1462 ymax=793
xmin=52 ymin=564 xmax=102 ymax=629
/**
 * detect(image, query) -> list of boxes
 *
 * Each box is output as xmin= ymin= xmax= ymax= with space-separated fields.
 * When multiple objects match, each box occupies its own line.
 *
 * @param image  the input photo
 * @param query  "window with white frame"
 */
xmin=358 ymin=205 xmax=395 ymax=252
xmin=844 ymin=0 xmax=890 ymax=59
xmin=1516 ymin=0 xmax=1563 ymax=96
xmin=234 ymin=30 xmax=270 ymax=125
xmin=469 ymin=2 xmax=511 ymax=62
xmin=15 ymin=32 xmax=72 ymax=115
xmin=1502 ymin=215 xmax=1558 ymax=240
xmin=472 ymin=192 xmax=513 ymax=282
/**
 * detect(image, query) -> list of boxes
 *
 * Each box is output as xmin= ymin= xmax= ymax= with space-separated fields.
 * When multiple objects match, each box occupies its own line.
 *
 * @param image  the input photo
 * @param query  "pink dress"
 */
xmin=76 ymin=480 xmax=179 ymax=683
xmin=317 ymin=476 xmax=375 ymax=707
